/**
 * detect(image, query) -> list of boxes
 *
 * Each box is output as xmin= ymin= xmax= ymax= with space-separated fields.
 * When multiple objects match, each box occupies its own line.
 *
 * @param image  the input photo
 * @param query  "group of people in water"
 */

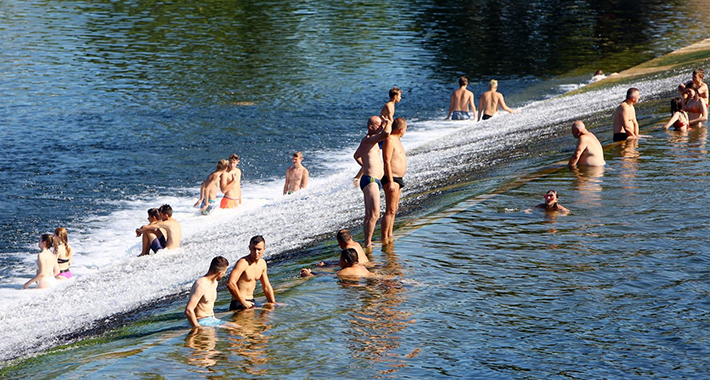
xmin=22 ymin=228 xmax=73 ymax=289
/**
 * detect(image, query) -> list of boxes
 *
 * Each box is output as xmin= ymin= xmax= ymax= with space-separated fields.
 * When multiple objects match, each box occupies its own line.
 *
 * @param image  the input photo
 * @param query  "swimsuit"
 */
xmin=229 ymin=299 xmax=256 ymax=311
xmin=482 ymin=114 xmax=493 ymax=120
xmin=220 ymin=196 xmax=237 ymax=209
xmin=201 ymin=199 xmax=216 ymax=215
xmin=151 ymin=235 xmax=167 ymax=253
xmin=381 ymin=176 xmax=405 ymax=189
xmin=451 ymin=111 xmax=471 ymax=120
xmin=359 ymin=175 xmax=382 ymax=191
xmin=674 ymin=118 xmax=689 ymax=129
xmin=57 ymin=257 xmax=70 ymax=264
xmin=197 ymin=316 xmax=224 ymax=327
xmin=57 ymin=269 xmax=72 ymax=279
xmin=613 ymin=132 xmax=629 ymax=142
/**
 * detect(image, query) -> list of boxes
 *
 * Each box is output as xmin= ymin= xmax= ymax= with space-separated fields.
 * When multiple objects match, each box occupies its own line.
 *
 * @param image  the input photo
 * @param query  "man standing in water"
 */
xmin=568 ymin=121 xmax=606 ymax=167
xmin=447 ymin=76 xmax=476 ymax=120
xmin=612 ymin=88 xmax=640 ymax=141
xmin=227 ymin=235 xmax=276 ymax=311
xmin=136 ymin=204 xmax=182 ymax=256
xmin=185 ymin=256 xmax=230 ymax=327
xmin=478 ymin=79 xmax=517 ymax=120
xmin=381 ymin=117 xmax=407 ymax=243
xmin=220 ymin=154 xmax=242 ymax=208
xmin=283 ymin=151 xmax=309 ymax=195
xmin=354 ymin=116 xmax=392 ymax=248
xmin=381 ymin=86 xmax=402 ymax=121
xmin=195 ymin=159 xmax=228 ymax=214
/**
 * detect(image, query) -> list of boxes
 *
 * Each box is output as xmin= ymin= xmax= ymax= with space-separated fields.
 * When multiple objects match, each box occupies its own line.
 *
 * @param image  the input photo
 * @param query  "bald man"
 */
xmin=568 ymin=120 xmax=606 ymax=167
xmin=612 ymin=88 xmax=640 ymax=141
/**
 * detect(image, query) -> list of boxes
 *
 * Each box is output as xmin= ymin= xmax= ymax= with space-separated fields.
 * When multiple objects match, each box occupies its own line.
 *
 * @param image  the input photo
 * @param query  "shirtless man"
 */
xmin=195 ymin=159 xmax=228 ymax=214
xmin=535 ymin=190 xmax=569 ymax=214
xmin=448 ymin=76 xmax=475 ymax=120
xmin=568 ymin=120 xmax=606 ymax=167
xmin=283 ymin=152 xmax=309 ymax=195
xmin=381 ymin=118 xmax=407 ymax=242
xmin=136 ymin=207 xmax=166 ymax=256
xmin=337 ymin=248 xmax=371 ymax=279
xmin=185 ymin=256 xmax=230 ymax=328
xmin=136 ymin=204 xmax=182 ymax=256
xmin=691 ymin=68 xmax=708 ymax=106
xmin=612 ymin=88 xmax=640 ymax=141
xmin=220 ymin=154 xmax=242 ymax=208
xmin=227 ymin=235 xmax=276 ymax=311
xmin=353 ymin=116 xmax=392 ymax=248
xmin=336 ymin=229 xmax=369 ymax=264
xmin=381 ymin=87 xmax=402 ymax=121
xmin=478 ymin=79 xmax=517 ymax=121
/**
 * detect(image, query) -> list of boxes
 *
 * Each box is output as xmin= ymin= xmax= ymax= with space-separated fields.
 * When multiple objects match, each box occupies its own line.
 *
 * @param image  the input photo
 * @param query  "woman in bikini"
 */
xmin=682 ymin=87 xmax=708 ymax=128
xmin=53 ymin=227 xmax=74 ymax=280
xmin=692 ymin=68 xmax=708 ymax=106
xmin=662 ymin=98 xmax=689 ymax=131
xmin=23 ymin=234 xmax=59 ymax=289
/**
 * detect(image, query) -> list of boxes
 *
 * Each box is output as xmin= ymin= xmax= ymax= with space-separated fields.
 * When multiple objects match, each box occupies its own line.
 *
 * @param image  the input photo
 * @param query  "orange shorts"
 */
xmin=220 ymin=197 xmax=237 ymax=209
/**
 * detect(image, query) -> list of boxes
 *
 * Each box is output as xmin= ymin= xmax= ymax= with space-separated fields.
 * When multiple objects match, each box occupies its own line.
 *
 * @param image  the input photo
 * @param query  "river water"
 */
xmin=1 ymin=0 xmax=709 ymax=378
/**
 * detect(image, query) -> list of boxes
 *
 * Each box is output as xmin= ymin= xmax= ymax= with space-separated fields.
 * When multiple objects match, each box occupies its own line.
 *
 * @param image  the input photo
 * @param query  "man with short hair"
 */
xmin=337 ymin=248 xmax=371 ymax=278
xmin=283 ymin=152 xmax=309 ymax=195
xmin=448 ymin=76 xmax=475 ymax=120
xmin=381 ymin=117 xmax=407 ymax=242
xmin=195 ymin=159 xmax=228 ymax=214
xmin=478 ymin=79 xmax=517 ymax=120
xmin=568 ymin=120 xmax=606 ymax=167
xmin=227 ymin=236 xmax=276 ymax=311
xmin=336 ymin=229 xmax=369 ymax=264
xmin=354 ymin=116 xmax=392 ymax=248
xmin=220 ymin=154 xmax=242 ymax=208
xmin=612 ymin=88 xmax=640 ymax=141
xmin=185 ymin=256 xmax=230 ymax=328
xmin=136 ymin=204 xmax=182 ymax=256
xmin=136 ymin=208 xmax=165 ymax=256
xmin=381 ymin=86 xmax=402 ymax=121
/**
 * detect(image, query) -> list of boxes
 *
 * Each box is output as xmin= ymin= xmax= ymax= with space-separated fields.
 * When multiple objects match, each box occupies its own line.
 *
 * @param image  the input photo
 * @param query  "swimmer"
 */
xmin=195 ymin=159 xmax=228 ymax=214
xmin=227 ymin=236 xmax=276 ymax=311
xmin=336 ymin=229 xmax=369 ymax=264
xmin=381 ymin=86 xmax=402 ymax=121
xmin=683 ymin=87 xmax=708 ymax=128
xmin=568 ymin=120 xmax=606 ymax=167
xmin=185 ymin=256 xmax=233 ymax=328
xmin=337 ymin=248 xmax=371 ymax=279
xmin=662 ymin=98 xmax=690 ymax=131
xmin=220 ymin=154 xmax=242 ymax=208
xmin=612 ymin=88 xmax=640 ymax=141
xmin=447 ymin=76 xmax=475 ymax=120
xmin=354 ymin=116 xmax=392 ymax=248
xmin=478 ymin=79 xmax=517 ymax=121
xmin=283 ymin=151 xmax=309 ymax=195
xmin=381 ymin=117 xmax=407 ymax=242
xmin=23 ymin=234 xmax=59 ymax=289
xmin=691 ymin=68 xmax=708 ymax=106
xmin=590 ymin=70 xmax=606 ymax=83
xmin=535 ymin=190 xmax=569 ymax=214
xmin=136 ymin=204 xmax=182 ymax=256
xmin=53 ymin=227 xmax=74 ymax=280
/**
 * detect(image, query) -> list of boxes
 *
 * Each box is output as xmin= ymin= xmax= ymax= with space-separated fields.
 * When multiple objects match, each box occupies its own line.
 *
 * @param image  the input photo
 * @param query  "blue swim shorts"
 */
xmin=197 ymin=316 xmax=224 ymax=327
xmin=359 ymin=175 xmax=382 ymax=191
xmin=451 ymin=111 xmax=471 ymax=120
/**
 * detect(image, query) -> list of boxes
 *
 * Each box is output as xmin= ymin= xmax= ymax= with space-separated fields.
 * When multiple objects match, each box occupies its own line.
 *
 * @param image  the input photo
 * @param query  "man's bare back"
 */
xmin=159 ymin=217 xmax=182 ymax=249
xmin=449 ymin=88 xmax=474 ymax=114
xmin=569 ymin=121 xmax=606 ymax=167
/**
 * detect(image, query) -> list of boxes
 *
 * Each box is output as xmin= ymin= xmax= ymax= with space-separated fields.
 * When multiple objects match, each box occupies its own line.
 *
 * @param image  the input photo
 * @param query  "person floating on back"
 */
xmin=448 ymin=76 xmax=476 ymax=120
xmin=185 ymin=256 xmax=234 ymax=328
xmin=478 ymin=79 xmax=517 ymax=121
xmin=283 ymin=151 xmax=309 ymax=195
xmin=195 ymin=159 xmax=228 ymax=215
xmin=220 ymin=154 xmax=242 ymax=208
xmin=612 ymin=88 xmax=640 ymax=141
xmin=227 ymin=235 xmax=276 ymax=311
xmin=568 ymin=120 xmax=606 ymax=167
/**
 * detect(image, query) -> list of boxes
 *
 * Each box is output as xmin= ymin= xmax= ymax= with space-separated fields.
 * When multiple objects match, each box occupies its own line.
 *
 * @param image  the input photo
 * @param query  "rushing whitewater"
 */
xmin=0 ymin=72 xmax=684 ymax=363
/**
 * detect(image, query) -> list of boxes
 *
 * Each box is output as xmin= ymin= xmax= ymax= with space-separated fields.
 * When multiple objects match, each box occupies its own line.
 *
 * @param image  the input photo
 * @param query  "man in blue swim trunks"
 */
xmin=185 ymin=256 xmax=231 ymax=328
xmin=448 ymin=76 xmax=476 ymax=121
xmin=354 ymin=115 xmax=392 ymax=248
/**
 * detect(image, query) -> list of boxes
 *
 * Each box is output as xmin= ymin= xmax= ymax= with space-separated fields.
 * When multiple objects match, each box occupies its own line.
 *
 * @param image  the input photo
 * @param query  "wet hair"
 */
xmin=40 ymin=234 xmax=54 ymax=250
xmin=489 ymin=79 xmax=498 ymax=89
xmin=693 ymin=68 xmax=704 ymax=80
xmin=208 ymin=256 xmax=229 ymax=274
xmin=671 ymin=97 xmax=684 ymax=114
xmin=458 ymin=76 xmax=468 ymax=87
xmin=393 ymin=117 xmax=407 ymax=132
xmin=545 ymin=190 xmax=559 ymax=199
xmin=229 ymin=153 xmax=239 ymax=161
xmin=594 ymin=70 xmax=604 ymax=76
xmin=293 ymin=151 xmax=303 ymax=158
xmin=53 ymin=227 xmax=72 ymax=256
xmin=389 ymin=86 xmax=402 ymax=99
xmin=336 ymin=229 xmax=353 ymax=243
xmin=216 ymin=159 xmax=228 ymax=171
xmin=158 ymin=204 xmax=173 ymax=217
xmin=249 ymin=235 xmax=265 ymax=247
xmin=148 ymin=208 xmax=160 ymax=220
xmin=340 ymin=248 xmax=359 ymax=266
xmin=626 ymin=87 xmax=639 ymax=100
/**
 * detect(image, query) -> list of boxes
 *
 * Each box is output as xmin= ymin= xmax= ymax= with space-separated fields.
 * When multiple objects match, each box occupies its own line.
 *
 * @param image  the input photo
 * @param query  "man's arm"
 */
xmin=237 ymin=169 xmax=242 ymax=204
xmin=185 ymin=281 xmax=204 ymax=328
xmin=477 ymin=97 xmax=484 ymax=121
xmin=468 ymin=92 xmax=476 ymax=117
xmin=283 ymin=168 xmax=290 ymax=195
xmin=302 ymin=168 xmax=309 ymax=189
xmin=689 ymin=103 xmax=709 ymax=125
xmin=260 ymin=263 xmax=276 ymax=303
xmin=138 ymin=222 xmax=165 ymax=234
xmin=620 ymin=105 xmax=638 ymax=137
xmin=227 ymin=260 xmax=253 ymax=308
xmin=498 ymin=93 xmax=516 ymax=113
xmin=448 ymin=93 xmax=455 ymax=119
xmin=568 ymin=139 xmax=587 ymax=167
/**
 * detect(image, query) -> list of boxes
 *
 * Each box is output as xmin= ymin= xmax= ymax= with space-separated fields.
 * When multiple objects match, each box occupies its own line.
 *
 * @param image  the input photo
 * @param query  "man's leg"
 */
xmin=140 ymin=232 xmax=151 ymax=256
xmin=362 ymin=182 xmax=381 ymax=248
xmin=381 ymin=183 xmax=401 ymax=241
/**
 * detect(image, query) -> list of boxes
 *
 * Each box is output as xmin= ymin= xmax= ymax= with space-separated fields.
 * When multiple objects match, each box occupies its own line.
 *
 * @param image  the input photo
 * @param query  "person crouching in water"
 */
xmin=23 ymin=234 xmax=59 ymax=289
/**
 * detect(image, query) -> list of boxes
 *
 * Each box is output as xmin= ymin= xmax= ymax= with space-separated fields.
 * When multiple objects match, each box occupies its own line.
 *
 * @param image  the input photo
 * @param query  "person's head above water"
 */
xmin=594 ymin=70 xmax=604 ymax=76
xmin=489 ymin=79 xmax=498 ymax=90
xmin=249 ymin=235 xmax=266 ymax=260
xmin=367 ymin=115 xmax=383 ymax=133
xmin=336 ymin=229 xmax=354 ymax=246
xmin=216 ymin=159 xmax=228 ymax=171
xmin=543 ymin=190 xmax=559 ymax=206
xmin=40 ymin=233 xmax=54 ymax=250
xmin=626 ymin=87 xmax=640 ymax=102
xmin=458 ymin=76 xmax=468 ymax=87
xmin=389 ymin=86 xmax=402 ymax=101
xmin=159 ymin=204 xmax=172 ymax=218
xmin=207 ymin=256 xmax=229 ymax=279
xmin=571 ymin=120 xmax=587 ymax=138
xmin=339 ymin=248 xmax=359 ymax=268
xmin=671 ymin=97 xmax=684 ymax=114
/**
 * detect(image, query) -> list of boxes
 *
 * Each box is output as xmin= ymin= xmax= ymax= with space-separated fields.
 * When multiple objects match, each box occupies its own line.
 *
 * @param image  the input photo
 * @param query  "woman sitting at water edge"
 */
xmin=54 ymin=227 xmax=74 ymax=280
xmin=534 ymin=190 xmax=569 ymax=214
xmin=662 ymin=98 xmax=690 ymax=131
xmin=682 ymin=87 xmax=708 ymax=128
xmin=23 ymin=234 xmax=60 ymax=289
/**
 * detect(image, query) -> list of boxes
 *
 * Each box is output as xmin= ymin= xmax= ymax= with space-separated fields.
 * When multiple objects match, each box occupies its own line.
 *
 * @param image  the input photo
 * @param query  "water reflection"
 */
xmin=184 ymin=327 xmax=219 ymax=369
xmin=225 ymin=306 xmax=275 ymax=376
xmin=613 ymin=138 xmax=640 ymax=189
xmin=569 ymin=165 xmax=605 ymax=209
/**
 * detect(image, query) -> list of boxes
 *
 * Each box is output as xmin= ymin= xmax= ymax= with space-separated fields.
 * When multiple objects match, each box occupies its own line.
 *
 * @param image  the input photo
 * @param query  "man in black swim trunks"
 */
xmin=612 ymin=88 xmax=640 ymax=141
xmin=381 ymin=118 xmax=407 ymax=243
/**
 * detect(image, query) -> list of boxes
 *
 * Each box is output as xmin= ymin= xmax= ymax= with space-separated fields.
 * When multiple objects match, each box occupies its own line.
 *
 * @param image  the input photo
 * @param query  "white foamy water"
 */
xmin=0 ymin=72 xmax=685 ymax=363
